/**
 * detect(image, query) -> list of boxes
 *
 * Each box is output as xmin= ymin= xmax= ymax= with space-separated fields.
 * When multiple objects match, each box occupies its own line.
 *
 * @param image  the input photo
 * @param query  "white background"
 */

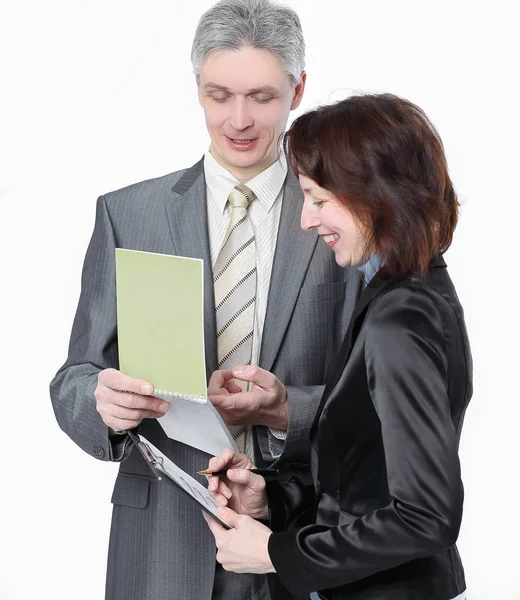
xmin=1 ymin=1 xmax=519 ymax=598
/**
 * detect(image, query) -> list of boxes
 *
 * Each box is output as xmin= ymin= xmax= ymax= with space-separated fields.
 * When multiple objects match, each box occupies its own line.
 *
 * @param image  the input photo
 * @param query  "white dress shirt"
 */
xmin=204 ymin=150 xmax=288 ymax=445
xmin=204 ymin=149 xmax=286 ymax=367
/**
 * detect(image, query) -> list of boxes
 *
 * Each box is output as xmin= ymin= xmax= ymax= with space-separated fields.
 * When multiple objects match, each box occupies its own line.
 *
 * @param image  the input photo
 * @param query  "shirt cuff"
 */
xmin=268 ymin=427 xmax=287 ymax=440
xmin=267 ymin=428 xmax=285 ymax=459
xmin=109 ymin=428 xmax=127 ymax=436
xmin=108 ymin=429 xmax=132 ymax=461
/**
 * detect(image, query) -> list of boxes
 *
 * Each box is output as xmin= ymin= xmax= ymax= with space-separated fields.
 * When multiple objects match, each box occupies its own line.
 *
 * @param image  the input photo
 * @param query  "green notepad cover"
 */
xmin=115 ymin=249 xmax=207 ymax=399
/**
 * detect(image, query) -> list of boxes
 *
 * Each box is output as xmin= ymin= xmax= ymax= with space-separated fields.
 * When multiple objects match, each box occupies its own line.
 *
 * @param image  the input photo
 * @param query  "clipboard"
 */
xmin=128 ymin=431 xmax=232 ymax=529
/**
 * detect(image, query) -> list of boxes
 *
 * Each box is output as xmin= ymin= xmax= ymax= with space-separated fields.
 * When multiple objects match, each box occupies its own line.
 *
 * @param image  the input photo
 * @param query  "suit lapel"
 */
xmin=309 ymin=274 xmax=389 ymax=436
xmin=165 ymin=157 xmax=218 ymax=378
xmin=259 ymin=170 xmax=318 ymax=372
xmin=315 ymin=256 xmax=447 ymax=420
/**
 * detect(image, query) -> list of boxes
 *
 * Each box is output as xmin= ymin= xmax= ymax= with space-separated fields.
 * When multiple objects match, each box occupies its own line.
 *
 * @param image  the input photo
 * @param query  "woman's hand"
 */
xmin=206 ymin=449 xmax=268 ymax=520
xmin=203 ymin=507 xmax=275 ymax=574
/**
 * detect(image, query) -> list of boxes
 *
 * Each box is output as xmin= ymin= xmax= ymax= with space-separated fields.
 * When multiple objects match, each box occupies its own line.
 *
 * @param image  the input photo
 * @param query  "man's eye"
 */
xmin=210 ymin=94 xmax=230 ymax=103
xmin=251 ymin=95 xmax=274 ymax=104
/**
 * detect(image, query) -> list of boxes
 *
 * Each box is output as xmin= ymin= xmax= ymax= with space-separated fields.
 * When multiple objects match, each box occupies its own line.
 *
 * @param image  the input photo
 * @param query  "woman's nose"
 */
xmin=301 ymin=206 xmax=320 ymax=231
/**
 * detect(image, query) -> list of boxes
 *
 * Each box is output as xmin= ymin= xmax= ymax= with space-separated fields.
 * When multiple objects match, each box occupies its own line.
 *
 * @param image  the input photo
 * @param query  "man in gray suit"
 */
xmin=50 ymin=1 xmax=360 ymax=599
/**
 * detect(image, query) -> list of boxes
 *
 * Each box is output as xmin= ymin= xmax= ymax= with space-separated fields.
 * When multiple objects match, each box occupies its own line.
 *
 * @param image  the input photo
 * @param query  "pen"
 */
xmin=197 ymin=468 xmax=279 ymax=478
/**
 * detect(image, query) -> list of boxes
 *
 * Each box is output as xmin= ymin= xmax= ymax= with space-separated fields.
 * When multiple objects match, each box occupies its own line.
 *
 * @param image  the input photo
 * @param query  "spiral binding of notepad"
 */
xmin=154 ymin=388 xmax=207 ymax=404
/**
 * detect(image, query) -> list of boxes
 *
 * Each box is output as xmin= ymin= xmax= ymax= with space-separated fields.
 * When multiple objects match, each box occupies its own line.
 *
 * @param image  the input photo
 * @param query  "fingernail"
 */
xmin=141 ymin=384 xmax=153 ymax=394
xmin=159 ymin=402 xmax=169 ymax=413
xmin=232 ymin=368 xmax=243 ymax=377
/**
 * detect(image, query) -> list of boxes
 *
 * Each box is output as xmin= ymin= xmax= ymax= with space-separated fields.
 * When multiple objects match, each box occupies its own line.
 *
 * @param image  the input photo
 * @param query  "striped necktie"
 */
xmin=213 ymin=185 xmax=256 ymax=454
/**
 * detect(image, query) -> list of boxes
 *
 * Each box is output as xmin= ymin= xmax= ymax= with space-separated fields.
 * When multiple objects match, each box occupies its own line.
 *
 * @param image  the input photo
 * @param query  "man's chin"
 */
xmin=222 ymin=152 xmax=270 ymax=171
xmin=211 ymin=143 xmax=278 ymax=176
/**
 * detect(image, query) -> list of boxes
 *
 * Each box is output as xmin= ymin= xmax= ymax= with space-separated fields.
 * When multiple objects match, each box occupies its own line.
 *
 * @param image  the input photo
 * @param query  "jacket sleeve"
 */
xmin=258 ymin=384 xmax=326 ymax=462
xmin=49 ymin=196 xmax=131 ymax=462
xmin=268 ymin=286 xmax=464 ymax=596
xmin=266 ymin=477 xmax=316 ymax=533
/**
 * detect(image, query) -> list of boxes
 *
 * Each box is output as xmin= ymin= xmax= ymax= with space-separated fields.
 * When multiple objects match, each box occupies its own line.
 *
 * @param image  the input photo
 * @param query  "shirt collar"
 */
xmin=357 ymin=252 xmax=382 ymax=286
xmin=204 ymin=149 xmax=287 ymax=214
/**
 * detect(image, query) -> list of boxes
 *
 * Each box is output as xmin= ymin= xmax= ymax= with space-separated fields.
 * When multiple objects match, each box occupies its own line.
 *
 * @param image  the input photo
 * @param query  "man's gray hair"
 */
xmin=191 ymin=0 xmax=305 ymax=86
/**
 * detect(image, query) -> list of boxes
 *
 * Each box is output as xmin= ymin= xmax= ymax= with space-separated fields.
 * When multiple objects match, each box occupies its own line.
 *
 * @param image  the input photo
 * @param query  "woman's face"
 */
xmin=299 ymin=174 xmax=367 ymax=268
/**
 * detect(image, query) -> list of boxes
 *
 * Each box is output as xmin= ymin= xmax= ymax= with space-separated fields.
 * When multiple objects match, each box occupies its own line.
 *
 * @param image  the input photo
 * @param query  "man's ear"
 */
xmin=290 ymin=71 xmax=307 ymax=111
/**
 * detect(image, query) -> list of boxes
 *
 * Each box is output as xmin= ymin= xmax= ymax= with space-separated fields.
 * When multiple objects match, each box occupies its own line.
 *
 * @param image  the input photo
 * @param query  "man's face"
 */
xmin=198 ymin=46 xmax=305 ymax=182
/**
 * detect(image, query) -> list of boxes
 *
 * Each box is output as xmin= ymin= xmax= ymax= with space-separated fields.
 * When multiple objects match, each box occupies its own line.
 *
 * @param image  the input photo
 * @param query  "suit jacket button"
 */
xmin=93 ymin=447 xmax=105 ymax=458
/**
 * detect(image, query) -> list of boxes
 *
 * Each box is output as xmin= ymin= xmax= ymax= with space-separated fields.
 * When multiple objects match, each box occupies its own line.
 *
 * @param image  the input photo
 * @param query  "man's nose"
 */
xmin=300 ymin=206 xmax=320 ymax=231
xmin=229 ymin=97 xmax=254 ymax=131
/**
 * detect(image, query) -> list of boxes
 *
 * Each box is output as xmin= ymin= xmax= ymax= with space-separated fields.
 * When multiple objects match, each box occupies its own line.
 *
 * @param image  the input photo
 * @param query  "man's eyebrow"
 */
xmin=204 ymin=83 xmax=231 ymax=91
xmin=246 ymin=86 xmax=279 ymax=95
xmin=203 ymin=84 xmax=280 ymax=94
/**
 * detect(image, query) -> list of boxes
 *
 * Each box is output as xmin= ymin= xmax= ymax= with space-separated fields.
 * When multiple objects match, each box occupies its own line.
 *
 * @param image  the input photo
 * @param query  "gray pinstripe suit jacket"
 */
xmin=50 ymin=158 xmax=361 ymax=600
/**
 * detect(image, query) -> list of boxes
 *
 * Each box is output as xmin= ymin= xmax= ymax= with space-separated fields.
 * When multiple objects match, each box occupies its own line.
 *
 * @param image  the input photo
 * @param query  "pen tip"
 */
xmin=198 ymin=470 xmax=210 ymax=475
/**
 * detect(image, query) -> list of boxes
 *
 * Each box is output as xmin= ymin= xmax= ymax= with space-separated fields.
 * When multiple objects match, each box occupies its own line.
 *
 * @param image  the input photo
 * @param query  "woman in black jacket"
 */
xmin=203 ymin=93 xmax=472 ymax=600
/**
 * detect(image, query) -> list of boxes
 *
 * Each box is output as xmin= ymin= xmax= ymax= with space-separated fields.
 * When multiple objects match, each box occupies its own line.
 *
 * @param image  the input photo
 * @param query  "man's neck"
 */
xmin=208 ymin=149 xmax=279 ymax=183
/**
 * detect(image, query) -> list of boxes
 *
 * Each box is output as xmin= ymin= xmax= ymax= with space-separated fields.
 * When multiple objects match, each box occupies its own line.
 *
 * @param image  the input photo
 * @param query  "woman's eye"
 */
xmin=313 ymin=200 xmax=325 ymax=208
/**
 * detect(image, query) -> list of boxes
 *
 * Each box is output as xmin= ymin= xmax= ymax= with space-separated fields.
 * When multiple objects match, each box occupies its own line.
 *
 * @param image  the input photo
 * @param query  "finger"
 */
xmin=105 ymin=405 xmax=167 ymax=422
xmin=227 ymin=469 xmax=265 ymax=491
xmin=208 ymin=393 xmax=232 ymax=409
xmin=209 ymin=451 xmax=253 ymax=475
xmin=210 ymin=491 xmax=229 ymax=506
xmin=207 ymin=475 xmax=219 ymax=492
xmin=229 ymin=453 xmax=255 ymax=469
xmin=210 ymin=392 xmax=252 ymax=412
xmin=208 ymin=448 xmax=240 ymax=471
xmin=99 ymin=368 xmax=153 ymax=395
xmin=99 ymin=411 xmax=164 ymax=431
xmin=203 ymin=510 xmax=227 ymax=537
xmin=208 ymin=370 xmax=225 ymax=392
xmin=231 ymin=365 xmax=275 ymax=389
xmin=217 ymin=506 xmax=240 ymax=527
xmin=208 ymin=369 xmax=235 ymax=393
xmin=223 ymin=380 xmax=243 ymax=394
xmin=109 ymin=391 xmax=170 ymax=414
xmin=207 ymin=475 xmax=232 ymax=499
xmin=210 ymin=479 xmax=232 ymax=499
xmin=206 ymin=472 xmax=232 ymax=499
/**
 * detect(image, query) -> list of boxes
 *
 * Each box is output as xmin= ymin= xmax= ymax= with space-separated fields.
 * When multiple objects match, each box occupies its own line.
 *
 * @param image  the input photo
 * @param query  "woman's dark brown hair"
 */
xmin=284 ymin=93 xmax=458 ymax=278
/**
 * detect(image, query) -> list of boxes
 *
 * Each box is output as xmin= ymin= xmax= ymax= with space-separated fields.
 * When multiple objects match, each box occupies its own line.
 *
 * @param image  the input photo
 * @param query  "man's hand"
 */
xmin=203 ymin=507 xmax=275 ymax=574
xmin=208 ymin=366 xmax=288 ymax=430
xmin=95 ymin=368 xmax=170 ymax=431
xmin=206 ymin=449 xmax=268 ymax=519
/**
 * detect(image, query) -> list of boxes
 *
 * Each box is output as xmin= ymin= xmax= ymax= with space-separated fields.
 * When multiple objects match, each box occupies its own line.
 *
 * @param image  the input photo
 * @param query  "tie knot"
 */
xmin=228 ymin=185 xmax=255 ymax=210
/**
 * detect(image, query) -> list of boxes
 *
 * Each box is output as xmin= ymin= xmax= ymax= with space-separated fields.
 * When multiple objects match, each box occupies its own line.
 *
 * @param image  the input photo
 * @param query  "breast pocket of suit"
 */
xmin=111 ymin=473 xmax=151 ymax=509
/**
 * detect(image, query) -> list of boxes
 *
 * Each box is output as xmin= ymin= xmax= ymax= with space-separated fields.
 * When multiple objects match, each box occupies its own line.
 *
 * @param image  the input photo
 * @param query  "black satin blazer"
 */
xmin=266 ymin=257 xmax=472 ymax=599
